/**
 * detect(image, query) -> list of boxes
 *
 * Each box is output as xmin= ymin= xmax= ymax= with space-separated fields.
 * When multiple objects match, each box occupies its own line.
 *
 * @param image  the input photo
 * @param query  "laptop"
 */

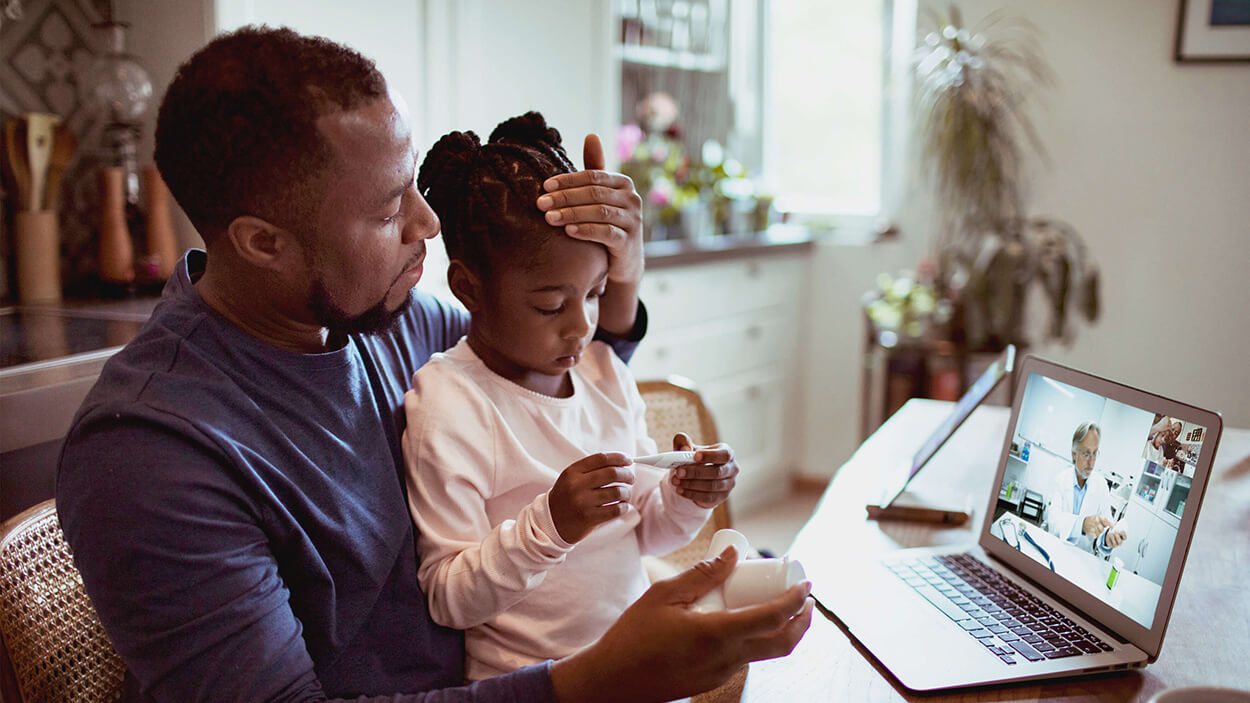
xmin=817 ymin=354 xmax=1223 ymax=691
xmin=866 ymin=345 xmax=1016 ymax=524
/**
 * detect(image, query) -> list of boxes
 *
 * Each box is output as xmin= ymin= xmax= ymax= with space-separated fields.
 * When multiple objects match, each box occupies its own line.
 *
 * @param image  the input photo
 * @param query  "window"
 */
xmin=615 ymin=0 xmax=914 ymax=236
xmin=765 ymin=0 xmax=915 ymax=228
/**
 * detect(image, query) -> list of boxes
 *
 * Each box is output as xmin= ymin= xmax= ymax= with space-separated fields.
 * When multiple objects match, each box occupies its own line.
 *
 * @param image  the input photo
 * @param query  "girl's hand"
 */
xmin=548 ymin=452 xmax=636 ymax=543
xmin=669 ymin=433 xmax=739 ymax=509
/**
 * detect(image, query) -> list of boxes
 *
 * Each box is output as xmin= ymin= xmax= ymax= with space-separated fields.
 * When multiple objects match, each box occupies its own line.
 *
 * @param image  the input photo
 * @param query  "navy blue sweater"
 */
xmin=56 ymin=251 xmax=641 ymax=701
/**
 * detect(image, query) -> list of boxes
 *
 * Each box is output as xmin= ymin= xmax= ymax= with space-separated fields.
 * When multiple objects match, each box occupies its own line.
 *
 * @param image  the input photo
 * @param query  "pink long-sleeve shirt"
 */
xmin=402 ymin=339 xmax=710 ymax=680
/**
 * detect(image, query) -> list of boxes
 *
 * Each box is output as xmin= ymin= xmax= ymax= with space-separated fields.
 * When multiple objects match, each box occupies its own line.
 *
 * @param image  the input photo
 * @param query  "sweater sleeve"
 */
xmin=593 ymin=300 xmax=647 ymax=364
xmin=404 ymin=366 xmax=574 ymax=630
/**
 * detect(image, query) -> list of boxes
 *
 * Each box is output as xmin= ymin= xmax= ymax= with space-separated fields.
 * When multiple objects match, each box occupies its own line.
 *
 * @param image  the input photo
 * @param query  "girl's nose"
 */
xmin=563 ymin=303 xmax=593 ymax=338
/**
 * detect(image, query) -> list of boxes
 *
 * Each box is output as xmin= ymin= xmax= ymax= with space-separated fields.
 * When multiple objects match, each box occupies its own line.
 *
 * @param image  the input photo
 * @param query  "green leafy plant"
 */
xmin=913 ymin=5 xmax=1098 ymax=350
xmin=863 ymin=269 xmax=947 ymax=345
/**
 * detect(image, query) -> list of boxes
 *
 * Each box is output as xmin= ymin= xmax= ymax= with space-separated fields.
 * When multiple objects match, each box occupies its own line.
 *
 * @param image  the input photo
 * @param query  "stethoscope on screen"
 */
xmin=997 ymin=516 xmax=1056 ymax=572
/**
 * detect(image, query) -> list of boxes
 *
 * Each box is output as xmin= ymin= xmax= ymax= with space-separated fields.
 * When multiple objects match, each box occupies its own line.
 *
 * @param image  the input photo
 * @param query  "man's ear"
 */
xmin=223 ymin=215 xmax=295 ymax=271
xmin=448 ymin=260 xmax=484 ymax=312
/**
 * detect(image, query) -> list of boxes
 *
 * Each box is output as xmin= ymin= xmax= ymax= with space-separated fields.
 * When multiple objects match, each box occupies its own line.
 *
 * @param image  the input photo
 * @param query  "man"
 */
xmin=1143 ymin=420 xmax=1168 ymax=464
xmin=1044 ymin=422 xmax=1128 ymax=554
xmin=56 ymin=27 xmax=811 ymax=702
xmin=1161 ymin=421 xmax=1185 ymax=471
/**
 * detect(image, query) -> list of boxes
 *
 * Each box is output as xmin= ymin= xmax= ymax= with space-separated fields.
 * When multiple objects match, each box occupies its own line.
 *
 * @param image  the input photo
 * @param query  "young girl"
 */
xmin=403 ymin=112 xmax=733 ymax=680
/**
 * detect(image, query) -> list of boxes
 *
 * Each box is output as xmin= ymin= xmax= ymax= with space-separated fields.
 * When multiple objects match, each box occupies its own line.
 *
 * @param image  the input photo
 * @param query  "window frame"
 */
xmin=758 ymin=0 xmax=916 ymax=237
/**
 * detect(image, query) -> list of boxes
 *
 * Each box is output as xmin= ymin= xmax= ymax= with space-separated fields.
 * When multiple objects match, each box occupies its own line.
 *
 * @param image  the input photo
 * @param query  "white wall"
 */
xmin=1096 ymin=399 xmax=1155 ymax=488
xmin=214 ymin=0 xmax=425 ymax=138
xmin=1004 ymin=0 xmax=1250 ymax=431
xmin=117 ymin=0 xmax=215 ymax=254
xmin=799 ymin=0 xmax=1250 ymax=479
xmin=422 ymin=0 xmax=615 ymax=151
xmin=1016 ymin=374 xmax=1107 ymax=459
xmin=796 ymin=237 xmax=917 ymax=476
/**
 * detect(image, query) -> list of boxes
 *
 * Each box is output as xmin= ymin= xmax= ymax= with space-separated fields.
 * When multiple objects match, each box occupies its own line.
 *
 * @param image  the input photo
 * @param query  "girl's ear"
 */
xmin=448 ymin=260 xmax=484 ymax=312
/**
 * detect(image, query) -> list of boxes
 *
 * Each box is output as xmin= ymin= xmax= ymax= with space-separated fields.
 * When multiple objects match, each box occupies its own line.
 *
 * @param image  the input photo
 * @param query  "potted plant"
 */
xmin=912 ymin=5 xmax=1099 ymax=351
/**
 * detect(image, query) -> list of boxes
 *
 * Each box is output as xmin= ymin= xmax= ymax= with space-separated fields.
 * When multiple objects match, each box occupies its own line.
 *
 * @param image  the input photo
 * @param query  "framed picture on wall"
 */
xmin=1175 ymin=0 xmax=1250 ymax=62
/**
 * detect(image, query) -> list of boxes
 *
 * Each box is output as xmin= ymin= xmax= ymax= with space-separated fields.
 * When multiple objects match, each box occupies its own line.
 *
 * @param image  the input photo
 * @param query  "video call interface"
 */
xmin=991 ymin=373 xmax=1207 ymax=628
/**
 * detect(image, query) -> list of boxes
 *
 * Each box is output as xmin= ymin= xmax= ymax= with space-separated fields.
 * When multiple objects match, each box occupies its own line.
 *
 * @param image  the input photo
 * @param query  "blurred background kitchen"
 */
xmin=2 ymin=1 xmax=1247 ymax=538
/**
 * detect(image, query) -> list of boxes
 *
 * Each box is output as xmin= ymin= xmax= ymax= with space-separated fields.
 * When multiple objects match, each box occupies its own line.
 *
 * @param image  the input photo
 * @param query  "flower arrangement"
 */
xmin=862 ymin=264 xmax=952 ymax=347
xmin=617 ymin=92 xmax=765 ymax=240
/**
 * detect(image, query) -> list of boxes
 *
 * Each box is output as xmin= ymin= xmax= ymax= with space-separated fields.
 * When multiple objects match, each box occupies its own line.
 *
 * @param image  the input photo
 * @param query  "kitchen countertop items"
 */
xmin=4 ymin=113 xmax=72 ymax=304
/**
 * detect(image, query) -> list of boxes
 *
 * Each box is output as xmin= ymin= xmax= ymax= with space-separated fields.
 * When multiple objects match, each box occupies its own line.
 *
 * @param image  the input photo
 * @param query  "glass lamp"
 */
xmin=79 ymin=21 xmax=153 ymax=206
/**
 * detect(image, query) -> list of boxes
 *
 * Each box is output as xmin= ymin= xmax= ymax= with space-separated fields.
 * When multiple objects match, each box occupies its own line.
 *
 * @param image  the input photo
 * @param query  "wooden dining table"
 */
xmin=739 ymin=399 xmax=1250 ymax=702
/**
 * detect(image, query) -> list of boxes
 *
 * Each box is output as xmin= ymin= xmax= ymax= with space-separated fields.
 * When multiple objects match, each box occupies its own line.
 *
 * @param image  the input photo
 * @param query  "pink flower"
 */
xmin=647 ymin=176 xmax=674 ymax=206
xmin=617 ymin=123 xmax=644 ymax=163
xmin=636 ymin=91 xmax=679 ymax=134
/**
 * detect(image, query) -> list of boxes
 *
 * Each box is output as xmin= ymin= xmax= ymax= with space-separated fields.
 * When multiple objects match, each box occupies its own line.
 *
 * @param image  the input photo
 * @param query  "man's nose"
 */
xmin=404 ymin=189 xmax=441 ymax=243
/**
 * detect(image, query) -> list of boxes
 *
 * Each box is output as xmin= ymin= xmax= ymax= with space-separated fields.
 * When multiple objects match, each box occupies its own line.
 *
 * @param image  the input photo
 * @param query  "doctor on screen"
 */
xmin=1044 ymin=422 xmax=1128 ymax=554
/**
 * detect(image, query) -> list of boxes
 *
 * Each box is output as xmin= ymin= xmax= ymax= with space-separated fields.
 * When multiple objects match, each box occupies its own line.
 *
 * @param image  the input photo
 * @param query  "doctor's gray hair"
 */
xmin=1071 ymin=422 xmax=1101 ymax=456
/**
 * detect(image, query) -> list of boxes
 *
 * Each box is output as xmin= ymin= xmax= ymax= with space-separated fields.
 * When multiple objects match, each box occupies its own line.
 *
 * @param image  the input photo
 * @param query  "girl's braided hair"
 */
xmin=418 ymin=111 xmax=577 ymax=274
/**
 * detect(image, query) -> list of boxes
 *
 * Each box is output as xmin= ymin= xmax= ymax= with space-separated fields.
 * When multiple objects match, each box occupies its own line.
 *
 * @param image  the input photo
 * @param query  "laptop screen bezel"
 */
xmin=977 ymin=354 xmax=1223 ymax=659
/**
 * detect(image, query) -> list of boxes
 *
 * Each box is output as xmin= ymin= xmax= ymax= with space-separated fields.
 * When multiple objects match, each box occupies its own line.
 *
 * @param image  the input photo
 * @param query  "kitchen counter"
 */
xmin=644 ymin=223 xmax=814 ymax=269
xmin=2 ymin=304 xmax=150 ymax=374
xmin=1 ymin=297 xmax=160 ymax=520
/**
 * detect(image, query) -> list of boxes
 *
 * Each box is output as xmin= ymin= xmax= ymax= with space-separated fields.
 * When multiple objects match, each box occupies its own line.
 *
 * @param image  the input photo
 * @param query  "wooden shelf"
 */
xmin=615 ymin=44 xmax=726 ymax=72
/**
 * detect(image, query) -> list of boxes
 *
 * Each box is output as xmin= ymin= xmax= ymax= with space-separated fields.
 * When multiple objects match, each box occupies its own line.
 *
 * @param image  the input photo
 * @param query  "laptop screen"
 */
xmin=908 ymin=346 xmax=1014 ymax=477
xmin=878 ymin=346 xmax=1016 ymax=508
xmin=989 ymin=371 xmax=1209 ymax=629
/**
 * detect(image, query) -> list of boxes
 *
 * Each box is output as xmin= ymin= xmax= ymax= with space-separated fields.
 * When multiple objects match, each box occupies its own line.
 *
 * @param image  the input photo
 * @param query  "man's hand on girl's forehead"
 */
xmin=536 ymin=134 xmax=644 ymax=284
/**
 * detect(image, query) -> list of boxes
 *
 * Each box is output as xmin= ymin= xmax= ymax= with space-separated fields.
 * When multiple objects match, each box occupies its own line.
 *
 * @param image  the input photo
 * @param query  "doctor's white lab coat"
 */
xmin=1044 ymin=467 xmax=1114 ymax=552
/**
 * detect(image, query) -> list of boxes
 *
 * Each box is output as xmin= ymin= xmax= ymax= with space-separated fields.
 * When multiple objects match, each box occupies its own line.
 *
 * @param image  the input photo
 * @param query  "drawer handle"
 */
xmin=746 ymin=262 xmax=761 ymax=278
xmin=656 ymin=347 xmax=669 ymax=359
xmin=746 ymin=325 xmax=762 ymax=340
xmin=746 ymin=385 xmax=761 ymax=400
xmin=657 ymin=280 xmax=670 ymax=294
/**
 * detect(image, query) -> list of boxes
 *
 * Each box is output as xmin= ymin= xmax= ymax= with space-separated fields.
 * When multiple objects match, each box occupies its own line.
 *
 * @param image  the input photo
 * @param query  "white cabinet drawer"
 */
xmin=641 ymin=256 xmax=806 ymax=332
xmin=702 ymin=369 xmax=792 ymax=514
xmin=630 ymin=310 xmax=799 ymax=387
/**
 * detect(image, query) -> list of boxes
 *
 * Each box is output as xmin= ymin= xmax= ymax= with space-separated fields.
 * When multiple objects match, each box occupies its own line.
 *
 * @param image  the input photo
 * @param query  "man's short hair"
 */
xmin=1071 ymin=422 xmax=1101 ymax=456
xmin=154 ymin=26 xmax=388 ymax=243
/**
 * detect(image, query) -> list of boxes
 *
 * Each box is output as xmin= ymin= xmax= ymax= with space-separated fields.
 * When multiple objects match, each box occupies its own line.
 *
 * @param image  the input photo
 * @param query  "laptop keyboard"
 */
xmin=887 ymin=553 xmax=1114 ymax=665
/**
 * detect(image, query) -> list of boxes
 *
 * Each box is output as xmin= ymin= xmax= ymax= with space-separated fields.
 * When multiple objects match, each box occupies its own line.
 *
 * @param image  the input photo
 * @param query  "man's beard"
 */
xmin=303 ymin=241 xmax=423 ymax=338
xmin=309 ymin=278 xmax=413 ymax=337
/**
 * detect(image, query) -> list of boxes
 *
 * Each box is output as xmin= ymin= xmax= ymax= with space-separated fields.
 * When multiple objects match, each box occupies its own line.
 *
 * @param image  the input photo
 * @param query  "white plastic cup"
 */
xmin=722 ymin=556 xmax=807 ymax=610
xmin=692 ymin=529 xmax=807 ymax=612
xmin=707 ymin=529 xmax=751 ymax=563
